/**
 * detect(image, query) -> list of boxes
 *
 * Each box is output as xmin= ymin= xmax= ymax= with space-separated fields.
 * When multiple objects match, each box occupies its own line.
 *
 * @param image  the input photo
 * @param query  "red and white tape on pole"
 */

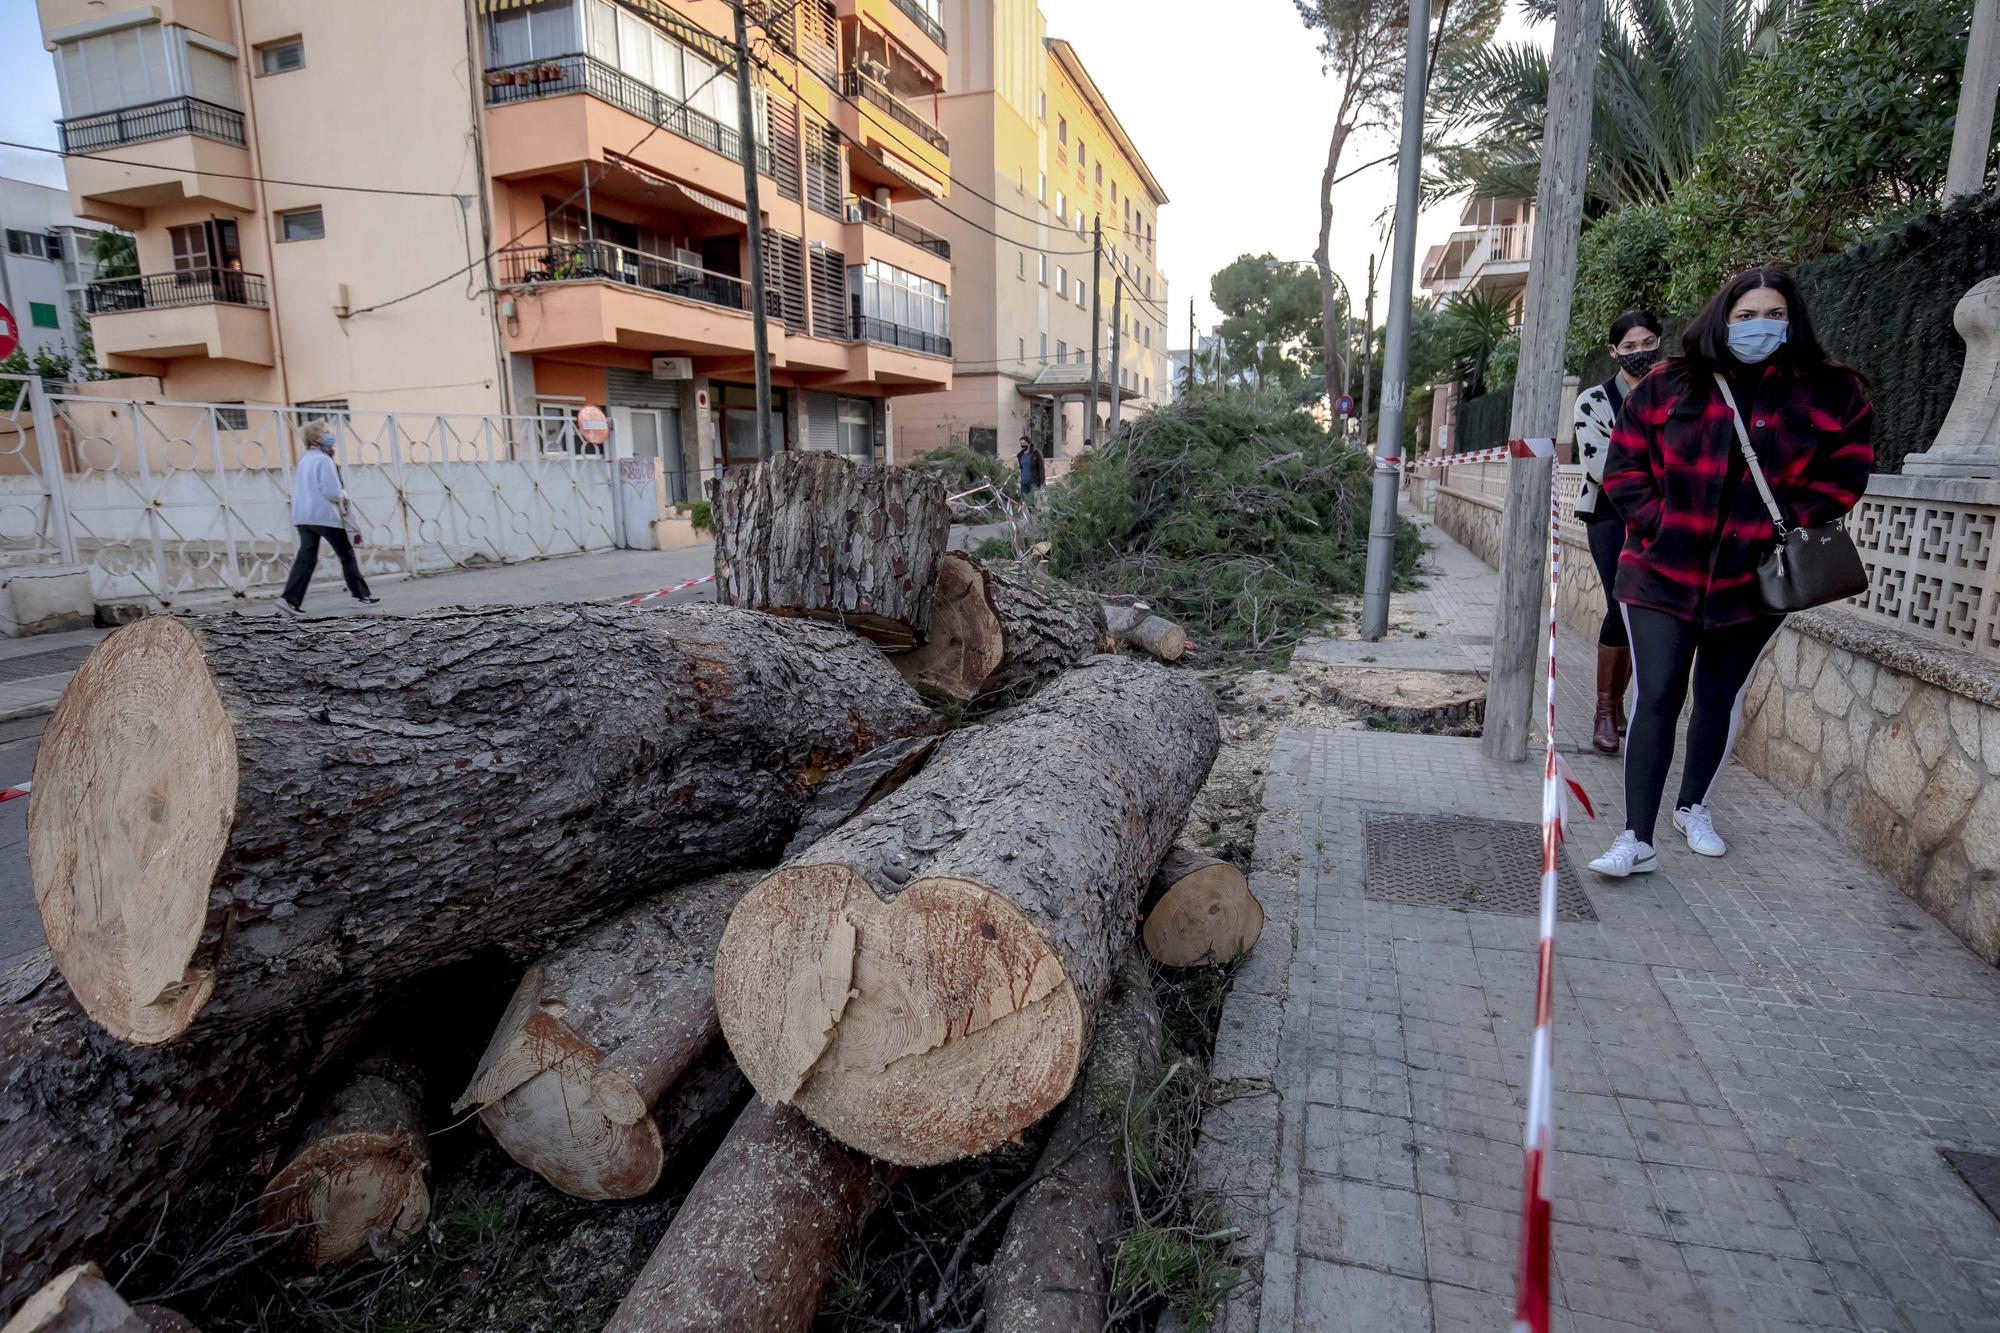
xmin=622 ymin=574 xmax=716 ymax=607
xmin=0 ymin=781 xmax=29 ymax=804
xmin=1400 ymin=437 xmax=1558 ymax=470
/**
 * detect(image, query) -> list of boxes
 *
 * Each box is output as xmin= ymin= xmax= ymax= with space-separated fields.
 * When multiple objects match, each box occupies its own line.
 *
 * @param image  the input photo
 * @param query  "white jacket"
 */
xmin=291 ymin=449 xmax=346 ymax=528
xmin=1572 ymin=379 xmax=1621 ymax=519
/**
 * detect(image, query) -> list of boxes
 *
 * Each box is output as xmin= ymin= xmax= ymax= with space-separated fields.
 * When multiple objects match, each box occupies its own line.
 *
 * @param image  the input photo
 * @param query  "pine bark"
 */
xmin=30 ymin=604 xmax=935 ymax=1045
xmin=713 ymin=452 xmax=950 ymax=650
xmin=986 ymin=956 xmax=1162 ymax=1333
xmin=258 ymin=1056 xmax=430 ymax=1268
xmin=1140 ymin=847 xmax=1264 ymax=967
xmin=895 ymin=554 xmax=1107 ymax=704
xmin=715 ymin=657 xmax=1218 ymax=1164
xmin=0 ymin=1264 xmax=201 ymax=1333
xmin=603 ymin=1100 xmax=899 ymax=1333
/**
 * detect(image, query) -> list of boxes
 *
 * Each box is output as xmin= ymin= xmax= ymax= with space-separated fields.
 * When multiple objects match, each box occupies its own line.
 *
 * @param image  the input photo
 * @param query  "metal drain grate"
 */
xmin=1943 ymin=1150 xmax=2000 ymax=1223
xmin=1364 ymin=813 xmax=1597 ymax=921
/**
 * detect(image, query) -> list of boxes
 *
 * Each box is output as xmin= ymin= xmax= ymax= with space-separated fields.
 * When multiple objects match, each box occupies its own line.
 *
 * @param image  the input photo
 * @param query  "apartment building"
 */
xmin=0 ymin=176 xmax=124 ymax=366
xmin=33 ymin=0 xmax=955 ymax=494
xmin=895 ymin=1 xmax=1169 ymax=463
xmin=1420 ymin=195 xmax=1535 ymax=317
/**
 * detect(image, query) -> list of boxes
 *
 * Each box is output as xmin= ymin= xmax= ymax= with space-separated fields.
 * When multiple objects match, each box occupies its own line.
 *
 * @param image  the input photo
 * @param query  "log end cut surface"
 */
xmin=480 ymin=1067 xmax=664 ymax=1202
xmin=30 ymin=618 xmax=236 ymax=1046
xmin=893 ymin=553 xmax=1003 ymax=701
xmin=716 ymin=864 xmax=1084 ymax=1166
xmin=1142 ymin=856 xmax=1263 ymax=968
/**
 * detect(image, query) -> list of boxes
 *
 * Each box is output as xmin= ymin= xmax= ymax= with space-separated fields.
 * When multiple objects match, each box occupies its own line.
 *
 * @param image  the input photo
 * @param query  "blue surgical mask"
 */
xmin=1727 ymin=317 xmax=1788 ymax=364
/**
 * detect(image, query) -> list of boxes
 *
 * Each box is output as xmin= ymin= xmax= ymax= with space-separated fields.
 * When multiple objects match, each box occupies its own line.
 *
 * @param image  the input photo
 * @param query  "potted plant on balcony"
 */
xmin=485 ymin=69 xmax=511 ymax=88
xmin=536 ymin=62 xmax=564 ymax=83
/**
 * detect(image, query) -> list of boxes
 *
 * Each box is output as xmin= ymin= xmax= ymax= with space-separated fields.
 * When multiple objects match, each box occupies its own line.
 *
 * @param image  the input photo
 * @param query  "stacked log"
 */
xmin=258 ymin=1056 xmax=430 ymax=1268
xmin=1103 ymin=604 xmax=1188 ymax=662
xmin=1140 ymin=848 xmax=1264 ymax=967
xmin=716 ymin=656 xmax=1219 ymax=1165
xmin=1 ymin=1265 xmax=197 ymax=1333
xmin=894 ymin=553 xmax=1107 ymax=704
xmin=714 ymin=453 xmax=950 ymax=651
xmin=29 ymin=604 xmax=935 ymax=1045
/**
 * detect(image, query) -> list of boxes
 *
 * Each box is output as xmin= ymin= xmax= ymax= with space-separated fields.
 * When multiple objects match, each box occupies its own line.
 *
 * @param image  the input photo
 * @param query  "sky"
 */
xmin=0 ymin=14 xmax=66 ymax=192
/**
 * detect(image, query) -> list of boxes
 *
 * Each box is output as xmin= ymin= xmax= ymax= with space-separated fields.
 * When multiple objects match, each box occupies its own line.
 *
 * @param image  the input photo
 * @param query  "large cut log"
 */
xmin=1103 ymin=604 xmax=1188 ymax=663
xmin=30 ymin=603 xmax=935 ymax=1045
xmin=894 ymin=553 xmax=1107 ymax=704
xmin=0 ymin=952 xmax=358 ymax=1314
xmin=716 ymin=656 xmax=1218 ymax=1164
xmin=1141 ymin=848 xmax=1264 ymax=967
xmin=453 ymin=871 xmax=762 ymax=1200
xmin=604 ymin=1101 xmax=899 ymax=1332
xmin=1 ymin=1265 xmax=198 ymax=1333
xmin=986 ymin=956 xmax=1163 ymax=1333
xmin=714 ymin=452 xmax=949 ymax=650
xmin=782 ymin=734 xmax=937 ymax=860
xmin=258 ymin=1055 xmax=429 ymax=1268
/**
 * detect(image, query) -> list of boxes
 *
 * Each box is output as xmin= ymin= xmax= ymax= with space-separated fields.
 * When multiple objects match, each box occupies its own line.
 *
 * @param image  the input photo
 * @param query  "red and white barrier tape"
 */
xmin=1400 ymin=437 xmax=1556 ymax=470
xmin=0 ymin=781 xmax=30 ymax=804
xmin=622 ymin=574 xmax=716 ymax=607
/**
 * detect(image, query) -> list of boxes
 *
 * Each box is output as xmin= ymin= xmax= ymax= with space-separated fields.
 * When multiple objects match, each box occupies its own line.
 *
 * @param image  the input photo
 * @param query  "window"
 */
xmin=1144 ymin=377 xmax=1150 ymax=397
xmin=29 ymin=303 xmax=59 ymax=329
xmin=257 ymin=38 xmax=304 ymax=75
xmin=1111 ymin=181 xmax=1118 ymax=204
xmin=1037 ymin=172 xmax=1046 ymax=202
xmin=170 ymin=219 xmax=242 ymax=271
xmin=1038 ymin=254 xmax=1048 ymax=285
xmin=1075 ymin=214 xmax=1086 ymax=238
xmin=215 ymin=403 xmax=249 ymax=430
xmin=488 ymin=0 xmax=581 ymax=68
xmin=1017 ymin=166 xmax=1024 ymax=193
xmin=278 ymin=207 xmax=325 ymax=242
xmin=1057 ymin=116 xmax=1066 ymax=144
xmin=1075 ymin=279 xmax=1085 ymax=307
xmin=1017 ymin=251 xmax=1025 ymax=280
xmin=1144 ymin=274 xmax=1151 ymax=297
xmin=1040 ymin=333 xmax=1048 ymax=362
xmin=297 ymin=399 xmax=349 ymax=423
xmin=1096 ymin=164 xmax=1104 ymax=187
xmin=837 ymin=396 xmax=874 ymax=458
xmin=1056 ymin=339 xmax=1066 ymax=361
xmin=1056 ymin=191 xmax=1066 ymax=221
xmin=1039 ymin=92 xmax=1046 ymax=120
xmin=5 ymin=230 xmax=56 ymax=261
xmin=1017 ymin=337 xmax=1025 ymax=362
xmin=1056 ymin=265 xmax=1068 ymax=291
xmin=1077 ymin=143 xmax=1085 ymax=167
xmin=850 ymin=258 xmax=948 ymax=337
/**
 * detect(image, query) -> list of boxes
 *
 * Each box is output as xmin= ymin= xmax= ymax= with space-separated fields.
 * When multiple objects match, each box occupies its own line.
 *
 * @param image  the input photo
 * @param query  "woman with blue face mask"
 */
xmin=1588 ymin=268 xmax=1873 ymax=878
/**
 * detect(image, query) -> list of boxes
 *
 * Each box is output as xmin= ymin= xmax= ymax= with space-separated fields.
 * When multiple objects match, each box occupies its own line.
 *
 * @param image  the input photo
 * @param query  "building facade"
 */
xmin=895 ymin=1 xmax=1169 ymax=464
xmin=1420 ymin=195 xmax=1534 ymax=317
xmin=0 ymin=176 xmax=123 ymax=366
xmin=33 ymin=0 xmax=955 ymax=493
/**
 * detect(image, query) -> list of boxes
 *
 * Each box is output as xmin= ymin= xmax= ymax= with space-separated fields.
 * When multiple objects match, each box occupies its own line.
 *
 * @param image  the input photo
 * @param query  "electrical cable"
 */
xmin=0 ymin=138 xmax=467 ymax=199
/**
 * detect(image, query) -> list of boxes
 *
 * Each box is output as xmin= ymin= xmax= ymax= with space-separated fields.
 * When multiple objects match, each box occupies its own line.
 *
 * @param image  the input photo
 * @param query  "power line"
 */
xmin=0 ymin=138 xmax=468 ymax=199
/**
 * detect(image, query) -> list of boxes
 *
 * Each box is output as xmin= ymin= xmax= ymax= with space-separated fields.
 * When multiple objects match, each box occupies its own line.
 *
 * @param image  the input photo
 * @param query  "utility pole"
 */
xmin=1482 ymin=0 xmax=1606 ymax=762
xmin=732 ymin=0 xmax=774 ymax=459
xmin=1948 ymin=0 xmax=2000 ymax=202
xmin=1088 ymin=216 xmax=1104 ymax=450
xmin=1358 ymin=254 xmax=1376 ymax=450
xmin=1108 ymin=276 xmax=1124 ymax=437
xmin=1358 ymin=2 xmax=1430 ymax=640
xmin=1187 ymin=300 xmax=1197 ymax=394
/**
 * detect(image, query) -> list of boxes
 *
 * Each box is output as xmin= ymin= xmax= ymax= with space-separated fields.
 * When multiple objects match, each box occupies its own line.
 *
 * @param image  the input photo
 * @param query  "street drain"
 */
xmin=1363 ymin=813 xmax=1597 ymax=921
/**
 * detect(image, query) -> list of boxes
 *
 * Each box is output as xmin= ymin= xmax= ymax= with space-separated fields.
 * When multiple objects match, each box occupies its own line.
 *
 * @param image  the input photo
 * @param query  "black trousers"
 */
xmin=1583 ymin=514 xmax=1629 ymax=648
xmin=1621 ymin=604 xmax=1784 ymax=844
xmin=281 ymin=524 xmax=370 ymax=608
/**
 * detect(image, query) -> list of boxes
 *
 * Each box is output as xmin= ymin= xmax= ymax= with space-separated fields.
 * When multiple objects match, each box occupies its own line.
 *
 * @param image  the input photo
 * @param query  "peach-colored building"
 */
xmin=34 ymin=0 xmax=956 ymax=497
xmin=1421 ymin=195 xmax=1535 ymax=319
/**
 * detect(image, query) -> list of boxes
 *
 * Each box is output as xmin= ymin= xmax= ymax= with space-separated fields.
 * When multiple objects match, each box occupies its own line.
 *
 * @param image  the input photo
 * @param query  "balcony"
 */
xmin=55 ymin=97 xmax=254 ymax=226
xmin=890 ymin=0 xmax=946 ymax=49
xmin=852 ymin=315 xmax=950 ymax=359
xmin=58 ymin=96 xmax=244 ymax=153
xmin=484 ymin=55 xmax=770 ymax=176
xmin=497 ymin=240 xmax=784 ymax=357
xmin=837 ymin=0 xmax=947 ymax=68
xmin=843 ymin=72 xmax=948 ymax=154
xmin=851 ymin=196 xmax=949 ymax=258
xmin=84 ymin=268 xmax=273 ymax=370
xmin=1422 ymin=223 xmax=1532 ymax=295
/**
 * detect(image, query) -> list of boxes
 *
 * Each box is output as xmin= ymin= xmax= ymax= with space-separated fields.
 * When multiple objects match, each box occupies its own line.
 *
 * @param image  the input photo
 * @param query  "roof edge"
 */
xmin=1043 ymin=37 xmax=1168 ymax=207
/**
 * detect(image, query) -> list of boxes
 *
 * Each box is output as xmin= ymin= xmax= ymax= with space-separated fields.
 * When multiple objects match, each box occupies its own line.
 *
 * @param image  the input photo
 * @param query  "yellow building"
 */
xmin=896 ymin=1 xmax=1170 ymax=465
xmin=33 ymin=0 xmax=955 ymax=494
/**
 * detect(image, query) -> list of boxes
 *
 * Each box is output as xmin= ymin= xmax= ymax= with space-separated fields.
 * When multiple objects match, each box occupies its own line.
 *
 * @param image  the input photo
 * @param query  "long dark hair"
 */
xmin=1606 ymin=308 xmax=1661 ymax=347
xmin=1678 ymin=266 xmax=1832 ymax=372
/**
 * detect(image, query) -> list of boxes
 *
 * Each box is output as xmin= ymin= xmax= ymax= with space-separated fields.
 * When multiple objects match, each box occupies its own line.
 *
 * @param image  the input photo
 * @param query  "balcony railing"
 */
xmin=890 ymin=0 xmax=948 ymax=50
xmin=842 ymin=72 xmax=949 ymax=153
xmin=1484 ymin=223 xmax=1530 ymax=264
xmin=498 ymin=240 xmax=782 ymax=319
xmin=58 ymin=96 xmax=246 ymax=153
xmin=85 ymin=267 xmax=268 ymax=314
xmin=852 ymin=315 xmax=950 ymax=358
xmin=485 ymin=55 xmax=772 ymax=175
xmin=851 ymin=197 xmax=950 ymax=259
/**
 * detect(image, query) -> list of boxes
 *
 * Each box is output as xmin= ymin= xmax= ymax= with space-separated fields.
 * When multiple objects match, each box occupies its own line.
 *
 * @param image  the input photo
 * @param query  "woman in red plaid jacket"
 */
xmin=1588 ymin=267 xmax=1873 ymax=878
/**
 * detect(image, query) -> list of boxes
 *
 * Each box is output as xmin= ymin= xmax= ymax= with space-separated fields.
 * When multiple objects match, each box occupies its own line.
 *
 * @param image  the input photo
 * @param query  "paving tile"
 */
xmin=1294 ymin=1258 xmax=1432 ymax=1332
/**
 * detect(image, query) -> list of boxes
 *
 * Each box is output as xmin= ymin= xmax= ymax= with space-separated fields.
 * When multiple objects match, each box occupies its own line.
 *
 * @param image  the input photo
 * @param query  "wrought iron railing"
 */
xmin=484 ymin=55 xmax=772 ymax=174
xmin=842 ymin=72 xmax=949 ymax=153
xmin=852 ymin=315 xmax=950 ymax=358
xmin=58 ymin=96 xmax=246 ymax=152
xmin=851 ymin=197 xmax=950 ymax=259
xmin=85 ymin=268 xmax=268 ymax=314
xmin=891 ymin=0 xmax=948 ymax=49
xmin=498 ymin=240 xmax=783 ymax=319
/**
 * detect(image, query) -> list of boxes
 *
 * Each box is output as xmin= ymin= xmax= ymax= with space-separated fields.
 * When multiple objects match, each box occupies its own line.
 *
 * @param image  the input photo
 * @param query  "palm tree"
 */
xmin=1428 ymin=0 xmax=1797 ymax=213
xmin=89 ymin=229 xmax=138 ymax=279
xmin=1439 ymin=289 xmax=1517 ymax=396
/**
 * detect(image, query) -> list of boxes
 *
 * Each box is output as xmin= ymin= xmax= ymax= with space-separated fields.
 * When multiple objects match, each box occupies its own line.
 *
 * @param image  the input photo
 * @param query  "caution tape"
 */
xmin=0 ymin=781 xmax=30 ymax=804
xmin=1399 ymin=437 xmax=1557 ymax=470
xmin=621 ymin=574 xmax=716 ymax=607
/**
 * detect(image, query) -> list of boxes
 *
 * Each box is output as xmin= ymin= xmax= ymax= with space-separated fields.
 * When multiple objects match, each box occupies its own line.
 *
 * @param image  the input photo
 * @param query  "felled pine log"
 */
xmin=716 ymin=657 xmax=1219 ymax=1165
xmin=894 ymin=553 xmax=1107 ymax=704
xmin=1102 ymin=603 xmax=1188 ymax=663
xmin=1140 ymin=848 xmax=1265 ymax=967
xmin=603 ymin=1101 xmax=899 ymax=1332
xmin=714 ymin=452 xmax=950 ymax=651
xmin=258 ymin=1055 xmax=429 ymax=1268
xmin=30 ymin=604 xmax=935 ymax=1045
xmin=453 ymin=870 xmax=762 ymax=1200
xmin=986 ymin=955 xmax=1163 ymax=1333
xmin=0 ymin=1265 xmax=198 ymax=1333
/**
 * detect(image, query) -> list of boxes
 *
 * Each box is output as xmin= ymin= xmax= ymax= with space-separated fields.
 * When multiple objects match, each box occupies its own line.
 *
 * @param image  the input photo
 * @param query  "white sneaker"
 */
xmin=1588 ymin=831 xmax=1658 ymax=878
xmin=352 ymin=594 xmax=382 ymax=607
xmin=1673 ymin=804 xmax=1727 ymax=857
xmin=274 ymin=598 xmax=303 ymax=617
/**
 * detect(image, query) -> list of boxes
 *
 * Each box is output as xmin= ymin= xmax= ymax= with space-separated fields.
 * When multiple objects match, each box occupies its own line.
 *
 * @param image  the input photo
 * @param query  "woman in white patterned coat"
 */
xmin=1574 ymin=309 xmax=1663 ymax=753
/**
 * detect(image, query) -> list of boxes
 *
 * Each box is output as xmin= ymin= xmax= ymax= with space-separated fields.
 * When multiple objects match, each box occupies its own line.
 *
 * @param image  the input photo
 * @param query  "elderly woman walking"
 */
xmin=277 ymin=421 xmax=380 ymax=615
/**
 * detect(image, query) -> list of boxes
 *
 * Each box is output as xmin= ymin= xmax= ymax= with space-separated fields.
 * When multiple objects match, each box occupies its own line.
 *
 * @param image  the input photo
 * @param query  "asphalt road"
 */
xmin=0 ymin=716 xmax=43 ymax=967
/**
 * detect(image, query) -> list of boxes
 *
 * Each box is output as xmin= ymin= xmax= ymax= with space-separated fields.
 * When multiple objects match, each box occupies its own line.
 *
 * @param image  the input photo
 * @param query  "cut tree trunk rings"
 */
xmin=258 ymin=1056 xmax=430 ymax=1268
xmin=1140 ymin=847 xmax=1264 ymax=967
xmin=0 ymin=1265 xmax=199 ymax=1333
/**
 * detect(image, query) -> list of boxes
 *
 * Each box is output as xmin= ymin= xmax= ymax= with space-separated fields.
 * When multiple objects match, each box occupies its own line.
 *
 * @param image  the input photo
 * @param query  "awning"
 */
xmin=602 ymin=154 xmax=755 ymax=224
xmin=872 ymin=148 xmax=945 ymax=198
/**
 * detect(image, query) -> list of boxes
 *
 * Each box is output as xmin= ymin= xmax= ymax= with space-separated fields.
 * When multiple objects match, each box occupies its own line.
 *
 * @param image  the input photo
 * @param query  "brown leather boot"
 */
xmin=1593 ymin=645 xmax=1625 ymax=754
xmin=1610 ymin=646 xmax=1631 ymax=737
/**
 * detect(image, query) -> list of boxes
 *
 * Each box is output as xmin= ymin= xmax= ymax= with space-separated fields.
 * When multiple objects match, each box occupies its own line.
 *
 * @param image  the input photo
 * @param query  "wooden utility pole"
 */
xmin=1108 ymin=277 xmax=1124 ymax=438
xmin=1948 ymin=0 xmax=2000 ymax=202
xmin=1088 ymin=216 xmax=1104 ymax=449
xmin=732 ymin=0 xmax=774 ymax=458
xmin=1187 ymin=300 xmax=1197 ymax=393
xmin=1481 ymin=0 xmax=1606 ymax=762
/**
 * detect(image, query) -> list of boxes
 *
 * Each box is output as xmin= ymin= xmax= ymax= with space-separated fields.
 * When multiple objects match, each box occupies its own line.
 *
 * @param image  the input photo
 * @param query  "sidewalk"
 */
xmin=1196 ymin=512 xmax=2000 ymax=1331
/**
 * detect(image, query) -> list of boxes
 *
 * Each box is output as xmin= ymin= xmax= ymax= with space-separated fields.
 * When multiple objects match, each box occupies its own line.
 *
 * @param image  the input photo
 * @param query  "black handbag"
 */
xmin=1712 ymin=373 xmax=1868 ymax=613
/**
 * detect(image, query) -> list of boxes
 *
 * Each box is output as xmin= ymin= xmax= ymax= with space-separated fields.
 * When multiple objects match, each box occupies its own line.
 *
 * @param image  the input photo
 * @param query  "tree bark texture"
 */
xmin=454 ymin=871 xmax=762 ymax=1200
xmin=1139 ymin=848 xmax=1264 ymax=968
xmin=715 ymin=657 xmax=1218 ymax=1165
xmin=30 ymin=604 xmax=936 ymax=1045
xmin=1102 ymin=605 xmax=1187 ymax=663
xmin=602 ymin=1100 xmax=899 ymax=1333
xmin=781 ymin=735 xmax=938 ymax=860
xmin=1 ymin=1265 xmax=200 ymax=1333
xmin=985 ymin=956 xmax=1162 ymax=1333
xmin=0 ymin=952 xmax=359 ymax=1314
xmin=895 ymin=554 xmax=1107 ymax=704
xmin=258 ymin=1055 xmax=429 ymax=1268
xmin=713 ymin=453 xmax=950 ymax=651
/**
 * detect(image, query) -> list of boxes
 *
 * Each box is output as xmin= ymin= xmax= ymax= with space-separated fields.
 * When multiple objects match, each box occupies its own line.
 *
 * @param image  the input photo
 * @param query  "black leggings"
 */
xmin=1621 ymin=605 xmax=1784 ymax=844
xmin=1584 ymin=516 xmax=1629 ymax=647
xmin=282 ymin=524 xmax=371 ymax=607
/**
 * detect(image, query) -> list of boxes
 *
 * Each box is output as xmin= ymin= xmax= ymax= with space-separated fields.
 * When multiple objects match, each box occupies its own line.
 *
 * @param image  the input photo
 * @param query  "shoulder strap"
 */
xmin=1711 ymin=372 xmax=1788 ymax=535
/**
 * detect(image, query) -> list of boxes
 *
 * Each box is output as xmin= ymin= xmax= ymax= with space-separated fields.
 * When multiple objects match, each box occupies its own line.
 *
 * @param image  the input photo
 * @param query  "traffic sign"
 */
xmin=0 ymin=303 xmax=17 ymax=363
xmin=577 ymin=404 xmax=611 ymax=446
xmin=1334 ymin=394 xmax=1355 ymax=417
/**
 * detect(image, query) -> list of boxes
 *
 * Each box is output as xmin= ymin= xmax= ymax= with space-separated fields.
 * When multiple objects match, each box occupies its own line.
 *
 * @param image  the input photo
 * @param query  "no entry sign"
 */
xmin=0 ymin=303 xmax=17 ymax=363
xmin=1334 ymin=393 xmax=1355 ymax=417
xmin=577 ymin=404 xmax=611 ymax=446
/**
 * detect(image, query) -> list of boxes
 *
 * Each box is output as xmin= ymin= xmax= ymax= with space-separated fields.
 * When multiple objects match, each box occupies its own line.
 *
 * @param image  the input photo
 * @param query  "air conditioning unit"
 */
xmin=673 ymin=248 xmax=702 ymax=276
xmin=846 ymin=202 xmax=865 ymax=223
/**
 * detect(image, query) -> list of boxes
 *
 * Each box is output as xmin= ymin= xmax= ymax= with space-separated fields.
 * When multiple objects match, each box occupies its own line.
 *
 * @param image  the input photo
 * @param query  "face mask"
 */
xmin=1726 ymin=317 xmax=1788 ymax=364
xmin=1614 ymin=347 xmax=1662 ymax=378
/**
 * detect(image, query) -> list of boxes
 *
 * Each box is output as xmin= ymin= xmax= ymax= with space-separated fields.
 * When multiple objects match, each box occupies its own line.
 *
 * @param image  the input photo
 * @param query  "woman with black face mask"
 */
xmin=1573 ymin=308 xmax=1664 ymax=754
xmin=1588 ymin=267 xmax=1872 ymax=879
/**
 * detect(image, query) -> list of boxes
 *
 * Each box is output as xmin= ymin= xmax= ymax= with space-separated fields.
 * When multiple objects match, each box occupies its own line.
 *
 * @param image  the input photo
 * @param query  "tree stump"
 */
xmin=714 ymin=453 xmax=949 ymax=651
xmin=1140 ymin=848 xmax=1264 ymax=967
xmin=258 ymin=1056 xmax=429 ymax=1268
xmin=715 ymin=657 xmax=1218 ymax=1164
xmin=30 ymin=604 xmax=934 ymax=1045
xmin=894 ymin=554 xmax=1107 ymax=703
